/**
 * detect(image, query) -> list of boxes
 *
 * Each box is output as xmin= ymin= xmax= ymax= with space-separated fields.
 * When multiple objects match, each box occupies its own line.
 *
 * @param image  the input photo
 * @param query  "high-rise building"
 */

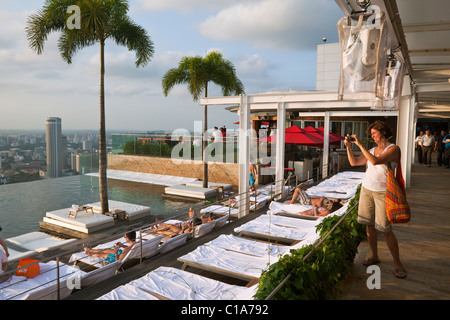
xmin=46 ymin=117 xmax=63 ymax=178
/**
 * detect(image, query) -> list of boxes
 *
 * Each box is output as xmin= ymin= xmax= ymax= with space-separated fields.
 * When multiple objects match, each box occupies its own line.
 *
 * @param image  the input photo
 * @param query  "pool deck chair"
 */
xmin=80 ymin=260 xmax=123 ymax=287
xmin=98 ymin=266 xmax=257 ymax=300
xmin=193 ymin=220 xmax=216 ymax=238
xmin=178 ymin=245 xmax=277 ymax=282
xmin=158 ymin=232 xmax=190 ymax=254
xmin=234 ymin=214 xmax=319 ymax=245
xmin=0 ymin=261 xmax=86 ymax=300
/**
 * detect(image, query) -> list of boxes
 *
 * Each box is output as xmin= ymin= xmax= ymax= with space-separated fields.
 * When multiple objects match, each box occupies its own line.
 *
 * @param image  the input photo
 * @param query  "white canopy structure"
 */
xmin=199 ymin=0 xmax=450 ymax=218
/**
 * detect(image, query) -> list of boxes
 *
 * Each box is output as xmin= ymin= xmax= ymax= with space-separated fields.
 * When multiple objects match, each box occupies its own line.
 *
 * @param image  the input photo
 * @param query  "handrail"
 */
xmin=0 ymin=178 xmax=287 ymax=300
xmin=264 ymin=200 xmax=359 ymax=300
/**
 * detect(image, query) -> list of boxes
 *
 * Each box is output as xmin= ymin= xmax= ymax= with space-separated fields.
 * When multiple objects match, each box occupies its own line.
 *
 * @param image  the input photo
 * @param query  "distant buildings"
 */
xmin=46 ymin=117 xmax=63 ymax=178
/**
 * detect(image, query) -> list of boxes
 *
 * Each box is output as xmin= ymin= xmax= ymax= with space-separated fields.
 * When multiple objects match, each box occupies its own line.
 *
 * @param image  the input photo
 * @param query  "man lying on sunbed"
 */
xmin=83 ymin=231 xmax=136 ymax=263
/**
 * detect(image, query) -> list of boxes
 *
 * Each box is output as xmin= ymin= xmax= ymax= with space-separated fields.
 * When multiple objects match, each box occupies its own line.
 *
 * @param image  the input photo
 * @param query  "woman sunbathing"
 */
xmin=299 ymin=200 xmax=343 ymax=217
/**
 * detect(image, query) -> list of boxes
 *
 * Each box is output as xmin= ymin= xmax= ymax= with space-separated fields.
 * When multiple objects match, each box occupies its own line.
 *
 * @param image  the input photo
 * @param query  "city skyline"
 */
xmin=0 ymin=0 xmax=343 ymax=132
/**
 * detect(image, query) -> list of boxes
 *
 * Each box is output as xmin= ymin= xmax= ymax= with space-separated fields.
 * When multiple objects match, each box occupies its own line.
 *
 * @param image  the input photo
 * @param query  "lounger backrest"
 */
xmin=122 ymin=235 xmax=163 ymax=262
xmin=193 ymin=220 xmax=216 ymax=238
xmin=80 ymin=260 xmax=122 ymax=287
xmin=26 ymin=278 xmax=73 ymax=300
xmin=213 ymin=215 xmax=229 ymax=230
xmin=158 ymin=232 xmax=190 ymax=254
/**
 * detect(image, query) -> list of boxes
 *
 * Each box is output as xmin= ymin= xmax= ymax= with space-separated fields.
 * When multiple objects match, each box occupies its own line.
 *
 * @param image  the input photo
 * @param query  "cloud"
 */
xmin=134 ymin=0 xmax=256 ymax=12
xmin=198 ymin=0 xmax=342 ymax=51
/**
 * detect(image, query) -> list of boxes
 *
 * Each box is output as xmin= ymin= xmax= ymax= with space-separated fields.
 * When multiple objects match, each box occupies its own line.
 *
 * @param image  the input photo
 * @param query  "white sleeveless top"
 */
xmin=362 ymin=144 xmax=397 ymax=192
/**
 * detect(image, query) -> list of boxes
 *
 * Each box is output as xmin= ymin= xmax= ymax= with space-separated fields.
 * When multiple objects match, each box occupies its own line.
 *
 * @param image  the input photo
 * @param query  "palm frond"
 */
xmin=111 ymin=16 xmax=154 ymax=67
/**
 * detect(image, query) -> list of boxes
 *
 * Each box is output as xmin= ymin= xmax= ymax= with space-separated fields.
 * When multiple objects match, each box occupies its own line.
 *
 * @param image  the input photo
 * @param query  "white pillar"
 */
xmin=275 ymin=102 xmax=286 ymax=199
xmin=322 ymin=111 xmax=330 ymax=179
xmin=238 ymin=94 xmax=250 ymax=217
xmin=397 ymin=77 xmax=414 ymax=188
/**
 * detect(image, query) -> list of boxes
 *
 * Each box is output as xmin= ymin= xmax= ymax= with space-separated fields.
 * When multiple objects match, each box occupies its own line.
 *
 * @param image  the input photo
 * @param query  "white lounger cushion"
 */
xmin=6 ymin=232 xmax=77 ymax=253
xmin=165 ymin=185 xmax=218 ymax=199
xmin=4 ymin=247 xmax=38 ymax=262
xmin=97 ymin=283 xmax=160 ymax=300
xmin=193 ymin=220 xmax=216 ymax=238
xmin=80 ymin=260 xmax=122 ymax=287
xmin=179 ymin=245 xmax=275 ymax=280
xmin=87 ymin=169 xmax=198 ymax=187
xmin=69 ymin=235 xmax=163 ymax=268
xmin=86 ymin=200 xmax=151 ymax=220
xmin=206 ymin=234 xmax=289 ymax=257
xmin=158 ymin=232 xmax=190 ymax=254
xmin=200 ymin=205 xmax=239 ymax=216
xmin=0 ymin=261 xmax=86 ymax=300
xmin=268 ymin=201 xmax=313 ymax=215
xmin=98 ymin=266 xmax=256 ymax=300
xmin=234 ymin=215 xmax=318 ymax=242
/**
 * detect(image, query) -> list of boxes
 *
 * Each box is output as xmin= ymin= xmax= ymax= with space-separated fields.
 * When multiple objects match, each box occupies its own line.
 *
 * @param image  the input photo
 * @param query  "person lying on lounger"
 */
xmin=151 ymin=208 xmax=204 ymax=236
xmin=288 ymin=186 xmax=322 ymax=206
xmin=298 ymin=200 xmax=343 ymax=217
xmin=83 ymin=231 xmax=136 ymax=263
xmin=286 ymin=187 xmax=342 ymax=216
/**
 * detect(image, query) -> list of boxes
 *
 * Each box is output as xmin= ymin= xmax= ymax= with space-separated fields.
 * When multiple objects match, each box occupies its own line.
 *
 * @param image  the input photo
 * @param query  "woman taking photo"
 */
xmin=345 ymin=120 xmax=406 ymax=279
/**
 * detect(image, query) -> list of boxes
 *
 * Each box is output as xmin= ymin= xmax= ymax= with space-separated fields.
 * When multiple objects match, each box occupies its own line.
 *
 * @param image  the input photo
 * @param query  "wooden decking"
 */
xmin=340 ymin=163 xmax=450 ymax=300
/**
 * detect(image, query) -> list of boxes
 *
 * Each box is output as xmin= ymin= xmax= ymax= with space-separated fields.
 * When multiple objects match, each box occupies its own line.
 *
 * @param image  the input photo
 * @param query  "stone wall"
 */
xmin=107 ymin=154 xmax=240 ymax=186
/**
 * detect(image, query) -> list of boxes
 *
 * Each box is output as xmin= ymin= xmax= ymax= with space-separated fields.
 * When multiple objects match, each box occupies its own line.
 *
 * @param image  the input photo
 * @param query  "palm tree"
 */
xmin=26 ymin=0 xmax=154 ymax=214
xmin=162 ymin=51 xmax=244 ymax=188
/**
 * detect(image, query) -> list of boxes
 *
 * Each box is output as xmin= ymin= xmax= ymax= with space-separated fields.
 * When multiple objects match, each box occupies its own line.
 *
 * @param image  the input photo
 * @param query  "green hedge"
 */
xmin=254 ymin=184 xmax=365 ymax=300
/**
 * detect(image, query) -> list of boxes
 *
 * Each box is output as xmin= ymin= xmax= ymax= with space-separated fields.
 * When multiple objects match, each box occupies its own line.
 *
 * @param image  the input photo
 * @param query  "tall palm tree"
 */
xmin=162 ymin=51 xmax=244 ymax=188
xmin=26 ymin=0 xmax=154 ymax=214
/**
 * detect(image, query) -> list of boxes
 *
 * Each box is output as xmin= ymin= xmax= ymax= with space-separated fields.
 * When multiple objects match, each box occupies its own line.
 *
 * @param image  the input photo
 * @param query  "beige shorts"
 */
xmin=358 ymin=186 xmax=391 ymax=232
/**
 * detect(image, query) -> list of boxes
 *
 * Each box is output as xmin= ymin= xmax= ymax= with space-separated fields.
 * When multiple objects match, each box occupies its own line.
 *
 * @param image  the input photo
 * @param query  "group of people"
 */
xmin=211 ymin=125 xmax=227 ymax=142
xmin=415 ymin=129 xmax=450 ymax=168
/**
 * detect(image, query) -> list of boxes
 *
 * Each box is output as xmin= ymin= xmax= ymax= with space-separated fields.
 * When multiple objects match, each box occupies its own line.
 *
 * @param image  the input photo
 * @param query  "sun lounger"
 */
xmin=212 ymin=214 xmax=230 ymax=229
xmin=96 ymin=283 xmax=160 ymax=300
xmin=193 ymin=220 xmax=216 ymax=238
xmin=44 ymin=206 xmax=114 ymax=234
xmin=234 ymin=214 xmax=319 ymax=244
xmin=5 ymin=232 xmax=77 ymax=253
xmin=4 ymin=247 xmax=38 ymax=262
xmin=200 ymin=204 xmax=239 ymax=217
xmin=178 ymin=245 xmax=276 ymax=282
xmin=0 ymin=260 xmax=86 ymax=300
xmin=80 ymin=260 xmax=122 ymax=287
xmin=268 ymin=201 xmax=315 ymax=219
xmin=158 ymin=232 xmax=190 ymax=254
xmin=97 ymin=266 xmax=257 ymax=300
xmin=205 ymin=234 xmax=289 ymax=258
xmin=69 ymin=234 xmax=163 ymax=269
xmin=86 ymin=200 xmax=151 ymax=221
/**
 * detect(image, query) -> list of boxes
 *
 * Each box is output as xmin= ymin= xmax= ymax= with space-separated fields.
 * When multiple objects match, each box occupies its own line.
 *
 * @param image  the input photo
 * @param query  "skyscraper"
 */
xmin=46 ymin=117 xmax=63 ymax=178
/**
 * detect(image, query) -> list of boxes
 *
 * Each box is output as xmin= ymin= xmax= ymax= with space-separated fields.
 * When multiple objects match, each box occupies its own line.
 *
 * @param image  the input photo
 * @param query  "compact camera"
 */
xmin=346 ymin=136 xmax=356 ymax=142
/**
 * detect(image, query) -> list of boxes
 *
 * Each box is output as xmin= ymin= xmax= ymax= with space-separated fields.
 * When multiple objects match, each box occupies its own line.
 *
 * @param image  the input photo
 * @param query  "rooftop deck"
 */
xmin=65 ymin=162 xmax=450 ymax=300
xmin=340 ymin=163 xmax=450 ymax=300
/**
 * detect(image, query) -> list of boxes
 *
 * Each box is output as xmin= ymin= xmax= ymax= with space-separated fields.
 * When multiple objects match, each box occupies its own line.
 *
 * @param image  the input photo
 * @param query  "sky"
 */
xmin=0 ymin=0 xmax=343 ymax=132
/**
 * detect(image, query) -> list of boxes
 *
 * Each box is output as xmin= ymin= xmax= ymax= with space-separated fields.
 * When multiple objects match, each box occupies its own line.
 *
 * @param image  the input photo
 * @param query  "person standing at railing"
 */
xmin=345 ymin=120 xmax=406 ymax=279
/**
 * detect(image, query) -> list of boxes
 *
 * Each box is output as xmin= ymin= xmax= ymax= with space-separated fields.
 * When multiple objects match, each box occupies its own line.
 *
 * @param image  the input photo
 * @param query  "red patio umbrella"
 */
xmin=259 ymin=126 xmax=323 ymax=146
xmin=317 ymin=127 xmax=345 ymax=145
